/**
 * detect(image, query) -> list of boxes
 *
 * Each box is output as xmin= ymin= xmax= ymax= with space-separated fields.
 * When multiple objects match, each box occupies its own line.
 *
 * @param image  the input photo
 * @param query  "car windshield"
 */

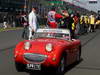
xmin=33 ymin=32 xmax=70 ymax=40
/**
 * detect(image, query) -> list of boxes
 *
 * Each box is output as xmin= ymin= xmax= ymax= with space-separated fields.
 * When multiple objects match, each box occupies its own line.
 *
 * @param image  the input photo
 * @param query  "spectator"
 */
xmin=61 ymin=10 xmax=70 ymax=29
xmin=79 ymin=15 xmax=85 ymax=34
xmin=21 ymin=12 xmax=29 ymax=39
xmin=95 ymin=14 xmax=100 ymax=29
xmin=84 ymin=15 xmax=89 ymax=33
xmin=3 ymin=16 xmax=7 ymax=29
xmin=12 ymin=16 xmax=16 ymax=28
xmin=75 ymin=12 xmax=81 ymax=35
xmin=89 ymin=14 xmax=96 ymax=32
xmin=21 ymin=12 xmax=28 ymax=27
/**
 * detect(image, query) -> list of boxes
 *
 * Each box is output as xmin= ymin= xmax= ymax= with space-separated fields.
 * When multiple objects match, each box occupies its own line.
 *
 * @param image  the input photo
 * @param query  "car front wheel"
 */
xmin=56 ymin=56 xmax=66 ymax=75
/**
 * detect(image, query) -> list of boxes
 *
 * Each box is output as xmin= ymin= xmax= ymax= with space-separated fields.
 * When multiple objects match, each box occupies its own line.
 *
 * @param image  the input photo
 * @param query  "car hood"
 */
xmin=23 ymin=38 xmax=70 ymax=53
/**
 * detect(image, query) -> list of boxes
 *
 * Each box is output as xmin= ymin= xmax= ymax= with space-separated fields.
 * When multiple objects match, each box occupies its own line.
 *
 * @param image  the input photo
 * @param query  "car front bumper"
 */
xmin=14 ymin=52 xmax=60 ymax=67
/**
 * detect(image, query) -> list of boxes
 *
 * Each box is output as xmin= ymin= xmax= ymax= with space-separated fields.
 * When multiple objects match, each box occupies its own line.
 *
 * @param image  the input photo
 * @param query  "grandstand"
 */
xmin=63 ymin=1 xmax=96 ymax=15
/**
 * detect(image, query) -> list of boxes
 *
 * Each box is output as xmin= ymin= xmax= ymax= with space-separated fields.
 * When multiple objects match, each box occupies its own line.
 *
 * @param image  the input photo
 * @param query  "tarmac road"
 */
xmin=0 ymin=30 xmax=23 ymax=50
xmin=65 ymin=30 xmax=100 ymax=75
xmin=0 ymin=29 xmax=100 ymax=75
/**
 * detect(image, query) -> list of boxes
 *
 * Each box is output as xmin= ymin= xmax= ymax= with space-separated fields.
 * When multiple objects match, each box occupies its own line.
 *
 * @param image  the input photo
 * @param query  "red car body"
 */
xmin=14 ymin=29 xmax=81 ymax=74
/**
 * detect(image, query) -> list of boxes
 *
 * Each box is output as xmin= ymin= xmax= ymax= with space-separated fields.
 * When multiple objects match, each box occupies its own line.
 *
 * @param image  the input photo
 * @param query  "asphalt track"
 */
xmin=0 ymin=29 xmax=100 ymax=75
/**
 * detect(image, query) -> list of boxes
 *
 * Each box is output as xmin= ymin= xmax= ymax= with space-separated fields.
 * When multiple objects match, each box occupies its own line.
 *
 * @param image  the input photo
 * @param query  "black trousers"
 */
xmin=22 ymin=26 xmax=29 ymax=39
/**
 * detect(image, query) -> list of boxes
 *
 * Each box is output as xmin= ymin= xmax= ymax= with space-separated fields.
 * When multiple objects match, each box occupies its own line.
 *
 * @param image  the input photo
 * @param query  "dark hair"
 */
xmin=32 ymin=6 xmax=37 ymax=10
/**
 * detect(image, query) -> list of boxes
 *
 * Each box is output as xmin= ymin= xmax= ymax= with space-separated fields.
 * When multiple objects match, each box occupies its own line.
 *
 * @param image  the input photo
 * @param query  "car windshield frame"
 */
xmin=33 ymin=32 xmax=70 ymax=40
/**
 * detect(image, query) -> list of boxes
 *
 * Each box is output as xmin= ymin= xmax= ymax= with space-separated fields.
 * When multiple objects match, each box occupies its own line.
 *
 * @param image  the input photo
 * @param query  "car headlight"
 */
xmin=24 ymin=42 xmax=31 ymax=50
xmin=46 ymin=43 xmax=53 ymax=52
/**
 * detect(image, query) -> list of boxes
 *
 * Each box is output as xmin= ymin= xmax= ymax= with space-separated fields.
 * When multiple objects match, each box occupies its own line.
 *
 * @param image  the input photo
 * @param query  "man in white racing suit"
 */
xmin=28 ymin=7 xmax=37 ymax=40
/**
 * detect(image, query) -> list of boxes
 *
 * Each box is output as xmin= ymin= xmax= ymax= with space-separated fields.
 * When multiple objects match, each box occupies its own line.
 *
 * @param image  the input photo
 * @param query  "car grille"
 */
xmin=24 ymin=53 xmax=47 ymax=63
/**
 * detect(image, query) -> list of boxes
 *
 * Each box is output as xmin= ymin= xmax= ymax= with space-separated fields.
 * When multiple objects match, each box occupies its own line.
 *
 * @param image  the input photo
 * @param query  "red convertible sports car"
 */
xmin=14 ymin=28 xmax=81 ymax=74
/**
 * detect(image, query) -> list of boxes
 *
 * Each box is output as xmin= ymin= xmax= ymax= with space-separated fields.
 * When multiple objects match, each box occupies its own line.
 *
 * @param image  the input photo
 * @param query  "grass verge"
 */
xmin=0 ymin=27 xmax=23 ymax=32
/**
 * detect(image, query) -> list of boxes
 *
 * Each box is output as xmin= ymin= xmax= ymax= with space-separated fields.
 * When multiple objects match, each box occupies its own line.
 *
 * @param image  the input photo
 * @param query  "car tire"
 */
xmin=15 ymin=62 xmax=25 ymax=72
xmin=56 ymin=56 xmax=66 ymax=75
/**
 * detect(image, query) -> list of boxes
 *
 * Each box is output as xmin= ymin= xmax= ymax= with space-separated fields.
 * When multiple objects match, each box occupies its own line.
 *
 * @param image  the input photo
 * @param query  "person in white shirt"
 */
xmin=28 ymin=7 xmax=37 ymax=40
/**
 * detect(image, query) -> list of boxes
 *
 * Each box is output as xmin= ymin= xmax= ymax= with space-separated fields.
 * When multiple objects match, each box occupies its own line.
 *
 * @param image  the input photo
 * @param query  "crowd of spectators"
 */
xmin=0 ymin=6 xmax=100 ymax=40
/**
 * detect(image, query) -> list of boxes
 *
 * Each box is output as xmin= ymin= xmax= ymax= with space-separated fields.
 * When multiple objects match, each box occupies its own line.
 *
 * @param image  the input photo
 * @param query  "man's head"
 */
xmin=32 ymin=6 xmax=37 ymax=12
xmin=62 ymin=10 xmax=69 ymax=17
